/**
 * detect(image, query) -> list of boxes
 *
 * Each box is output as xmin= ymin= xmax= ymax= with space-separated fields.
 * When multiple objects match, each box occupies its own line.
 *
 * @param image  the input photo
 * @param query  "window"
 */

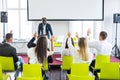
xmin=70 ymin=21 xmax=102 ymax=40
xmin=6 ymin=0 xmax=32 ymax=39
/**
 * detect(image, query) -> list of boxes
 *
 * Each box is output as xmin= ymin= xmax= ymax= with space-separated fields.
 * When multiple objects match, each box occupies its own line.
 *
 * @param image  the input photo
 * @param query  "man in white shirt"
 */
xmin=89 ymin=31 xmax=112 ymax=80
xmin=89 ymin=31 xmax=112 ymax=55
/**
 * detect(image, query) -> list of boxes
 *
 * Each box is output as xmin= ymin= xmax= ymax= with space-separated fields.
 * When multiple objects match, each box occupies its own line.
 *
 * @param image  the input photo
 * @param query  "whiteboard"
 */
xmin=27 ymin=0 xmax=104 ymax=21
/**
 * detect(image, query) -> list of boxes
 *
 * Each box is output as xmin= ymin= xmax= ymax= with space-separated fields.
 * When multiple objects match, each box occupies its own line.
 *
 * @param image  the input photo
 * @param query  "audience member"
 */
xmin=27 ymin=35 xmax=54 ymax=79
xmin=88 ymin=31 xmax=112 ymax=80
xmin=67 ymin=35 xmax=93 ymax=63
xmin=0 ymin=33 xmax=23 ymax=79
xmin=27 ymin=33 xmax=53 ymax=63
xmin=89 ymin=31 xmax=112 ymax=55
xmin=62 ymin=32 xmax=74 ymax=56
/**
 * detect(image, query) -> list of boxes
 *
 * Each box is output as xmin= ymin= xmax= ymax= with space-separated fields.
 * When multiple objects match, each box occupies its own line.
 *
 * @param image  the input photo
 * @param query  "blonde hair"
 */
xmin=78 ymin=37 xmax=89 ymax=61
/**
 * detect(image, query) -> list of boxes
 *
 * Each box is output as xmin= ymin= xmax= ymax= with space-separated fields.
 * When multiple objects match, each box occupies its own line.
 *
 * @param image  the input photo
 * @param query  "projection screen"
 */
xmin=27 ymin=0 xmax=104 ymax=21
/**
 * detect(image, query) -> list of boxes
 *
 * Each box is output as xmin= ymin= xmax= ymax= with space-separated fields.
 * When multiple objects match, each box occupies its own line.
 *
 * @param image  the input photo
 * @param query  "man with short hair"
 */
xmin=89 ymin=31 xmax=112 ymax=55
xmin=0 ymin=33 xmax=23 ymax=79
xmin=0 ymin=33 xmax=18 ymax=69
xmin=89 ymin=31 xmax=112 ymax=80
xmin=38 ymin=17 xmax=53 ymax=39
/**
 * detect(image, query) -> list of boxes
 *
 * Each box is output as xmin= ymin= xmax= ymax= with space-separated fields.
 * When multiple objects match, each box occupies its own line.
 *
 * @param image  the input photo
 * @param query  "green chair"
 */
xmin=92 ymin=55 xmax=110 ymax=72
xmin=67 ymin=63 xmax=90 ymax=79
xmin=61 ymin=56 xmax=73 ymax=70
xmin=61 ymin=56 xmax=73 ymax=79
xmin=0 ymin=56 xmax=15 ymax=71
xmin=0 ymin=64 xmax=10 ymax=80
xmin=98 ymin=62 xmax=120 ymax=80
xmin=43 ymin=59 xmax=49 ymax=71
xmin=69 ymin=75 xmax=94 ymax=80
xmin=17 ymin=77 xmax=42 ymax=80
xmin=22 ymin=64 xmax=43 ymax=80
xmin=54 ymin=42 xmax=62 ymax=47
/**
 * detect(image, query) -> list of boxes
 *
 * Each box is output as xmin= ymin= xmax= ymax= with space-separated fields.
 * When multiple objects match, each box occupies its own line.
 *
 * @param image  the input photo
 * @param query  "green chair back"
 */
xmin=0 ymin=64 xmax=3 ymax=80
xmin=61 ymin=56 xmax=73 ymax=70
xmin=99 ymin=62 xmax=120 ymax=79
xmin=22 ymin=64 xmax=43 ymax=79
xmin=0 ymin=64 xmax=10 ymax=80
xmin=17 ymin=77 xmax=41 ymax=80
xmin=43 ymin=59 xmax=49 ymax=71
xmin=95 ymin=55 xmax=110 ymax=69
xmin=70 ymin=63 xmax=89 ymax=76
xmin=0 ymin=56 xmax=14 ymax=71
xmin=69 ymin=75 xmax=94 ymax=80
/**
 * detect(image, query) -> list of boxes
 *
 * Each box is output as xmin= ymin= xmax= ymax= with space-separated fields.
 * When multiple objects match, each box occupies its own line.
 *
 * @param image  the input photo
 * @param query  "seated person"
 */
xmin=67 ymin=36 xmax=93 ymax=63
xmin=27 ymin=33 xmax=53 ymax=63
xmin=62 ymin=32 xmax=74 ymax=56
xmin=0 ymin=33 xmax=24 ymax=78
xmin=27 ymin=35 xmax=54 ymax=78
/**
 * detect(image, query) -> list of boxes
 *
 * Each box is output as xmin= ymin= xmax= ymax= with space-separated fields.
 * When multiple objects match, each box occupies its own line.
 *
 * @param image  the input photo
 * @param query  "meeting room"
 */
xmin=0 ymin=0 xmax=120 ymax=80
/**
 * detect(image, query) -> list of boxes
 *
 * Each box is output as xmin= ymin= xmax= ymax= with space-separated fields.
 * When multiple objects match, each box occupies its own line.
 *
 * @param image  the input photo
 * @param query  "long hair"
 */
xmin=78 ymin=37 xmax=89 ymax=61
xmin=35 ymin=36 xmax=47 ymax=63
xmin=65 ymin=38 xmax=74 ymax=48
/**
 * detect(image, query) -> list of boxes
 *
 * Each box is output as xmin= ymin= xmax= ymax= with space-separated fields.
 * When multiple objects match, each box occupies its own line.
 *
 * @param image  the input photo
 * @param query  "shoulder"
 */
xmin=47 ymin=23 xmax=51 ymax=26
xmin=38 ymin=23 xmax=43 ymax=26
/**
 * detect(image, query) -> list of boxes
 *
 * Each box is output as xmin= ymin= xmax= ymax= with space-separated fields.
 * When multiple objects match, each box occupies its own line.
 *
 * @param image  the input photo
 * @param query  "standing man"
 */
xmin=38 ymin=17 xmax=53 ymax=39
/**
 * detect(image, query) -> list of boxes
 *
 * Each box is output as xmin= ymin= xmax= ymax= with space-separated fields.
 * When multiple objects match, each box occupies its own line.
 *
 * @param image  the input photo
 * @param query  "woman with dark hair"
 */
xmin=35 ymin=36 xmax=47 ymax=64
xmin=27 ymin=36 xmax=54 ymax=64
xmin=27 ymin=36 xmax=54 ymax=80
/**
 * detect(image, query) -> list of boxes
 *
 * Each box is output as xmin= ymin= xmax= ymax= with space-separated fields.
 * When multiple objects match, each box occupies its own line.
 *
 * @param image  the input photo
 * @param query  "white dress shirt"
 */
xmin=43 ymin=24 xmax=46 ymax=34
xmin=89 ymin=40 xmax=112 ymax=55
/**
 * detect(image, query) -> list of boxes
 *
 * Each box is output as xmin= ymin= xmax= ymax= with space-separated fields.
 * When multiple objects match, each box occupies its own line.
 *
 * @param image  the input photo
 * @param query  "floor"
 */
xmin=7 ymin=54 xmax=119 ymax=80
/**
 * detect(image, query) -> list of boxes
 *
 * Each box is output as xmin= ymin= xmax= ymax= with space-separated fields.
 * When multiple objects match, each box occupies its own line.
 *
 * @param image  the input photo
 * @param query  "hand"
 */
xmin=68 ymin=32 xmax=71 ymax=38
xmin=75 ymin=32 xmax=79 ymax=38
xmin=50 ymin=35 xmax=54 ymax=41
xmin=87 ymin=28 xmax=91 ymax=36
xmin=9 ymin=30 xmax=13 ymax=34
xmin=33 ymin=32 xmax=37 ymax=38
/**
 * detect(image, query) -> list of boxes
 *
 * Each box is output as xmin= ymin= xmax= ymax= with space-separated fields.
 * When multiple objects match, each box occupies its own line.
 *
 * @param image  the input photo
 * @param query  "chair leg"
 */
xmin=60 ymin=69 xmax=62 ymax=80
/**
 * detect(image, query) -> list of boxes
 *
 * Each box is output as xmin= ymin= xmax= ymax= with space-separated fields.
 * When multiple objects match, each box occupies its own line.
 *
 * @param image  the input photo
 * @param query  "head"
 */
xmin=35 ymin=36 xmax=47 ymax=63
xmin=42 ymin=17 xmax=47 ymax=25
xmin=78 ymin=37 xmax=87 ymax=49
xmin=78 ymin=37 xmax=89 ymax=61
xmin=5 ymin=33 xmax=13 ymax=43
xmin=99 ymin=31 xmax=107 ymax=41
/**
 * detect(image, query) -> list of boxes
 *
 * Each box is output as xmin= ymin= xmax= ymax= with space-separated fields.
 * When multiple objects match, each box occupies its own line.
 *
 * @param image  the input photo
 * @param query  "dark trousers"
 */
xmin=89 ymin=59 xmax=99 ymax=80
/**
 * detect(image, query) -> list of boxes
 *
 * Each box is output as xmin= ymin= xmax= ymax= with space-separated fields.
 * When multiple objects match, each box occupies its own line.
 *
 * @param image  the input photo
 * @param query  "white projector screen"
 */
xmin=27 ymin=0 xmax=104 ymax=21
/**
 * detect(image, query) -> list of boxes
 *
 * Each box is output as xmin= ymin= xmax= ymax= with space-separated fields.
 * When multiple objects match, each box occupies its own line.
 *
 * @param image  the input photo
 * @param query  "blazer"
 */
xmin=38 ymin=23 xmax=53 ymax=39
xmin=0 ymin=43 xmax=18 ymax=68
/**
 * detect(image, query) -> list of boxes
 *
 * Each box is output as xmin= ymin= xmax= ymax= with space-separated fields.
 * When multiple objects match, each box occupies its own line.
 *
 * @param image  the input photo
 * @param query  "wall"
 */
xmin=31 ymin=21 xmax=69 ymax=53
xmin=103 ymin=0 xmax=120 ymax=46
xmin=1 ymin=0 xmax=120 ymax=53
